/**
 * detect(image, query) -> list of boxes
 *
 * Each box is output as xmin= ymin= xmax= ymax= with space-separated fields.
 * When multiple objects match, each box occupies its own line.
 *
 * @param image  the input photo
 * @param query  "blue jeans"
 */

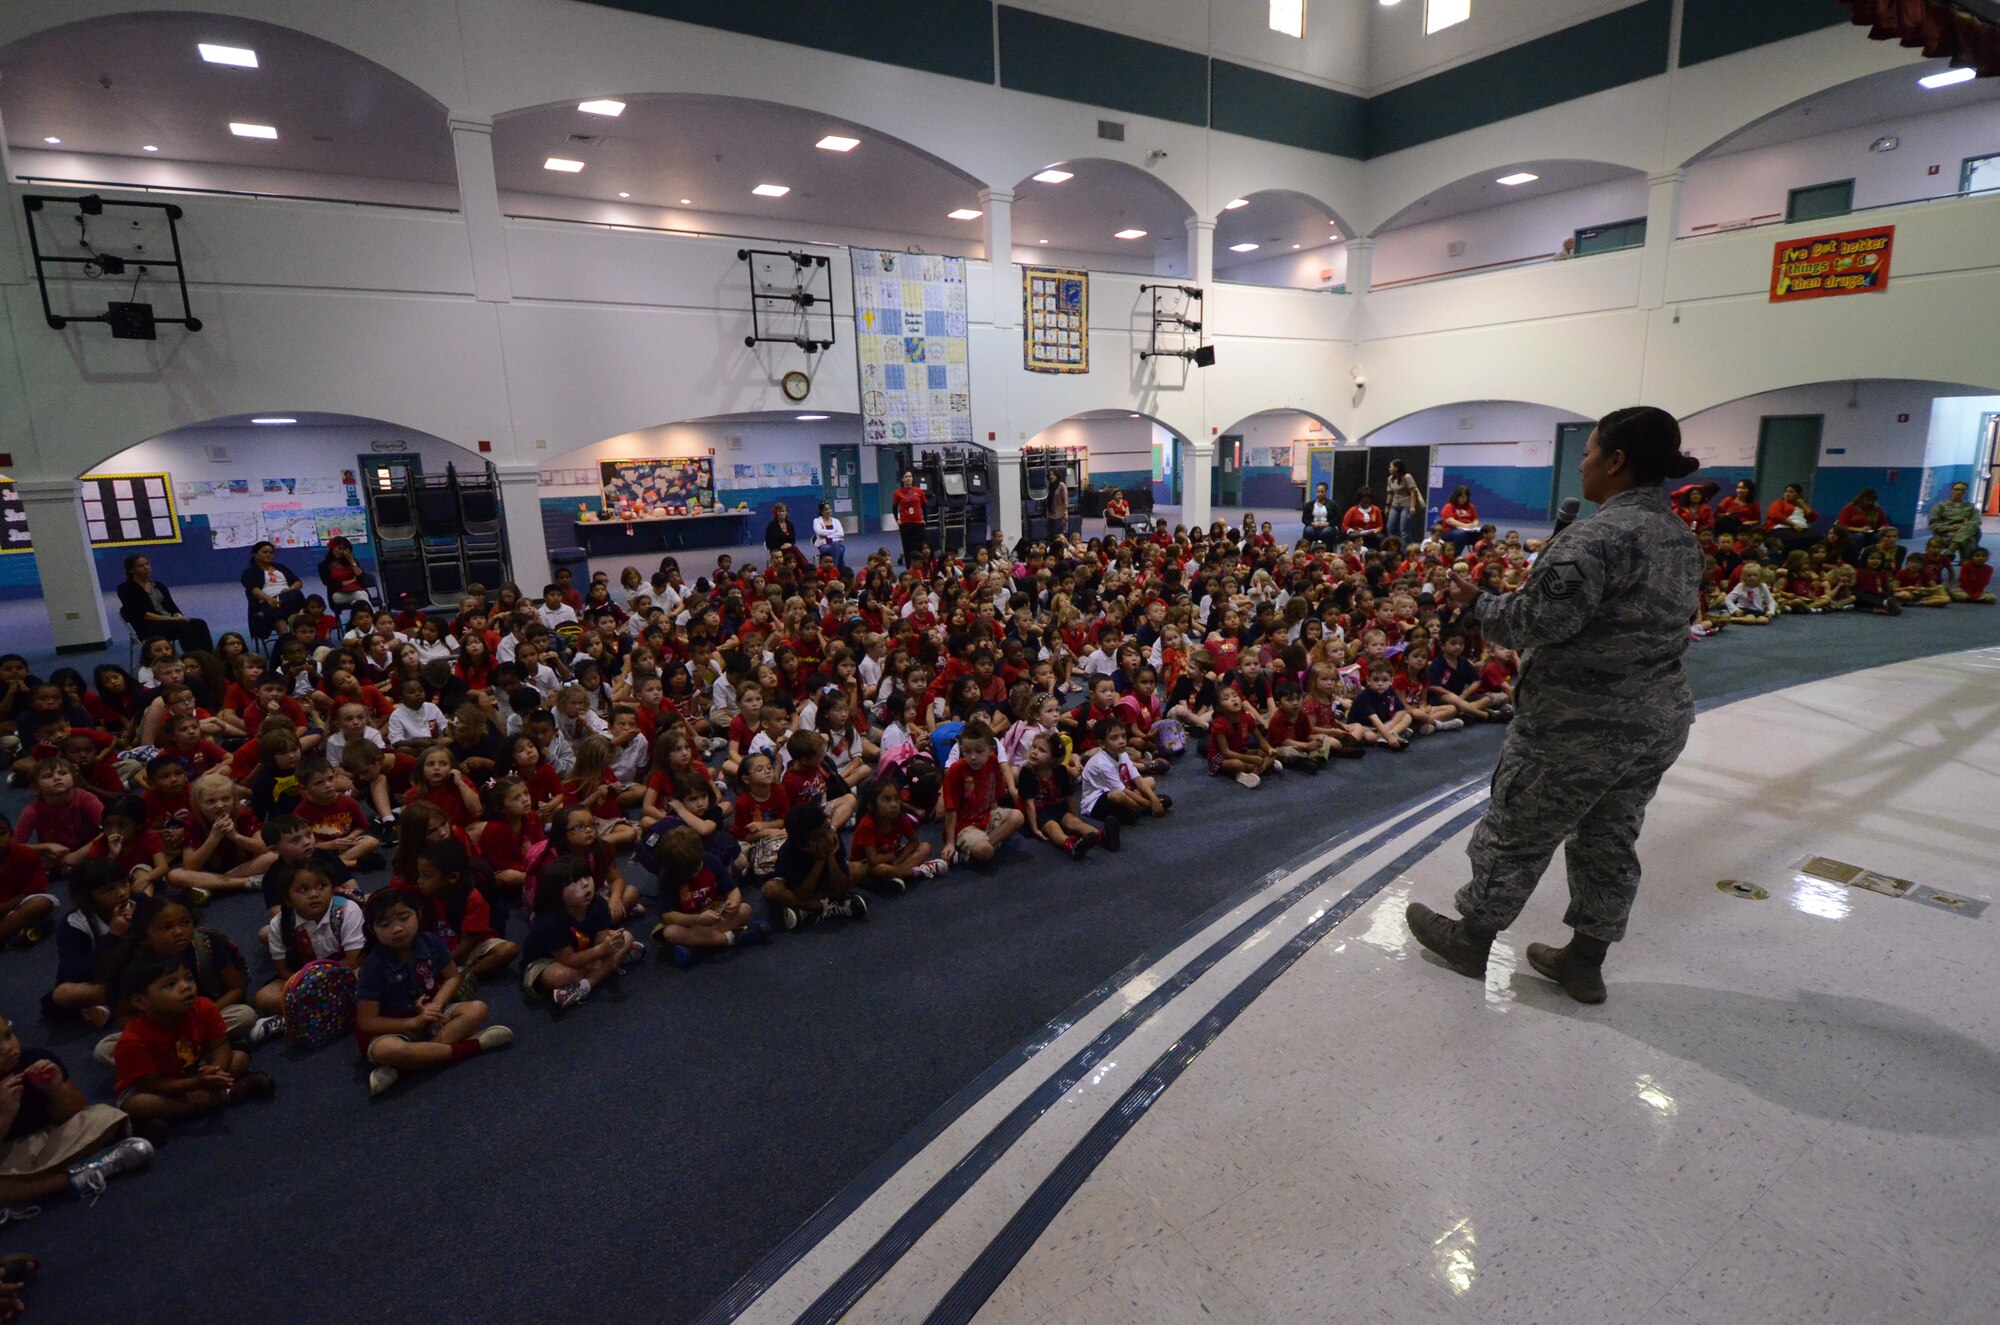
xmin=1386 ymin=508 xmax=1413 ymax=543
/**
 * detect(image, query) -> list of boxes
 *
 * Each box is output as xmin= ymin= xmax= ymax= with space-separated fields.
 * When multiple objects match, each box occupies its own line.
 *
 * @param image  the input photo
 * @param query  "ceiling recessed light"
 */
xmin=1114 ymin=228 xmax=1148 ymax=239
xmin=577 ymin=99 xmax=626 ymax=116
xmin=1292 ymin=243 xmax=1302 ymax=249
xmin=142 ymin=144 xmax=159 ymax=152
xmin=1229 ymin=242 xmax=1260 ymax=252
xmin=229 ymin=122 xmax=278 ymax=140
xmin=1038 ymin=238 xmax=1049 ymax=244
xmin=1496 ymin=172 xmax=1539 ymax=186
xmin=1129 ymin=414 xmax=1141 ymax=419
xmin=198 ymin=43 xmax=258 ymax=68
xmin=42 ymin=137 xmax=60 ymax=145
xmin=543 ymin=157 xmax=585 ymax=173
xmin=250 ymin=417 xmax=296 ymax=425
xmin=617 ymin=191 xmax=630 ymax=198
xmin=1032 ymin=168 xmax=1074 ymax=184
xmin=1224 ymin=198 xmax=1250 ymax=210
xmin=752 ymin=183 xmax=790 ymax=197
xmin=1919 ymin=67 xmax=1976 ymax=89
xmin=679 ymin=198 xmax=692 ymax=205
xmin=796 ymin=414 xmax=830 ymax=421
xmin=948 ymin=208 xmax=983 ymax=220
xmin=816 ymin=134 xmax=860 ymax=152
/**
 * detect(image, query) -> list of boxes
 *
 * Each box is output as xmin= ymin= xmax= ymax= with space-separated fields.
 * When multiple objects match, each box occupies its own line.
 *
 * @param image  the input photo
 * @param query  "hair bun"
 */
xmin=1669 ymin=452 xmax=1702 ymax=479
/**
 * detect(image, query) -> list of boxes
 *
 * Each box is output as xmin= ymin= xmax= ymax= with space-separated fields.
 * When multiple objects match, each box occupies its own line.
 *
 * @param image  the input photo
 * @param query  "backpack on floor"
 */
xmin=1152 ymin=718 xmax=1188 ymax=757
xmin=282 ymin=960 xmax=357 ymax=1050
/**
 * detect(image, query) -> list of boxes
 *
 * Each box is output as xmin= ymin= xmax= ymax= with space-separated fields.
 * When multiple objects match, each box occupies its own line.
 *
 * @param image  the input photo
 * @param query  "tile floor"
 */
xmin=872 ymin=647 xmax=2000 ymax=1325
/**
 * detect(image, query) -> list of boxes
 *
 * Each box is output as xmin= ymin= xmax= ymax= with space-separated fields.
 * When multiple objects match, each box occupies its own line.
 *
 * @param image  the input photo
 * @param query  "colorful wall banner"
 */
xmin=1023 ymin=266 xmax=1088 ymax=373
xmin=852 ymin=249 xmax=973 ymax=445
xmin=1769 ymin=225 xmax=1894 ymax=303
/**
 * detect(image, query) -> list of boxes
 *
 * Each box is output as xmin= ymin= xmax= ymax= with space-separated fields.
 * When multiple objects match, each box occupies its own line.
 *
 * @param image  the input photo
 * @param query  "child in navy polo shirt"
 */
xmin=648 ymin=826 xmax=768 ymax=967
xmin=1349 ymin=667 xmax=1414 ymax=751
xmin=356 ymin=887 xmax=512 ymax=1096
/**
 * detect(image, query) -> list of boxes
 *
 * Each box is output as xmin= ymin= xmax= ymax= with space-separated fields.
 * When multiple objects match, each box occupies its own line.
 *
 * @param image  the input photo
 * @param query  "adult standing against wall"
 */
xmin=1407 ymin=406 xmax=1703 ymax=1005
xmin=117 ymin=555 xmax=215 ymax=653
xmin=1927 ymin=481 xmax=1983 ymax=562
xmin=1436 ymin=486 xmax=1482 ymax=553
xmin=1385 ymin=460 xmax=1422 ymax=544
xmin=239 ymin=542 xmax=305 ymax=641
xmin=763 ymin=502 xmax=798 ymax=560
xmin=892 ymin=471 xmax=929 ymax=565
xmin=316 ymin=536 xmax=376 ymax=612
xmin=1047 ymin=472 xmax=1069 ymax=530
xmin=1302 ymin=482 xmax=1335 ymax=546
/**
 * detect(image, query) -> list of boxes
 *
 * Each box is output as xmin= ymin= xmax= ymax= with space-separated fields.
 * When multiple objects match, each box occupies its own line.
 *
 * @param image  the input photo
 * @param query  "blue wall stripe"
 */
xmin=786 ymin=782 xmax=1487 ymax=1325
xmin=1210 ymin=60 xmax=1367 ymax=157
xmin=997 ymin=7 xmax=1210 ymax=127
xmin=1678 ymin=0 xmax=1849 ymax=69
xmin=576 ymin=0 xmax=995 ymax=84
xmin=921 ymin=801 xmax=1493 ymax=1324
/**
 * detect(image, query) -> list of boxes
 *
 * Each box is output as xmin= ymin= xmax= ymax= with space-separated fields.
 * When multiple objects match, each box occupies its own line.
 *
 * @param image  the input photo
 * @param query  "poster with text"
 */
xmin=1023 ymin=266 xmax=1088 ymax=374
xmin=851 ymin=249 xmax=973 ymax=446
xmin=1770 ymin=225 xmax=1894 ymax=303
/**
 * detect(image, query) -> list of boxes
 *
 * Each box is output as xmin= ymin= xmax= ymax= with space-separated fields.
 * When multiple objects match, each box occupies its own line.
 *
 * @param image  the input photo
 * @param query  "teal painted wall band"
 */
xmin=576 ymin=0 xmax=995 ymax=84
xmin=1210 ymin=60 xmax=1367 ymax=158
xmin=1679 ymin=0 xmax=1850 ymax=69
xmin=997 ymin=7 xmax=1209 ymax=127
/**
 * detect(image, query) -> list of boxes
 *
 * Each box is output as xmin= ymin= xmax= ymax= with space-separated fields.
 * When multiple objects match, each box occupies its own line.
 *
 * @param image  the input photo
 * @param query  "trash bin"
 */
xmin=548 ymin=545 xmax=589 ymax=582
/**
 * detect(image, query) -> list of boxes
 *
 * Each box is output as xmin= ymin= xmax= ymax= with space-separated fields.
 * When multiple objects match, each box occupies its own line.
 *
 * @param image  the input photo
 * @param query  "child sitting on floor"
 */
xmin=648 ymin=826 xmax=767 ymax=968
xmin=254 ymin=864 xmax=364 ymax=1016
xmin=848 ymin=779 xmax=947 ymax=891
xmin=1017 ymin=731 xmax=1107 ymax=860
xmin=520 ymin=855 xmax=638 ymax=1012
xmin=111 ymin=954 xmax=275 ymax=1125
xmin=1081 ymin=720 xmax=1168 ymax=826
xmin=763 ymin=803 xmax=868 ymax=930
xmin=355 ymin=887 xmax=512 ymax=1096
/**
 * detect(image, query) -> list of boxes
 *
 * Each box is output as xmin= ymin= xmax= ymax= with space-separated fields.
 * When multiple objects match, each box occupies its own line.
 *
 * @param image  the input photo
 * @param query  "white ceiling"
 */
xmin=1376 ymin=159 xmax=1641 ymax=231
xmin=1700 ymin=61 xmax=2000 ymax=159
xmin=1214 ymin=188 xmax=1347 ymax=271
xmin=0 ymin=13 xmax=454 ymax=185
xmin=493 ymin=96 xmax=982 ymax=239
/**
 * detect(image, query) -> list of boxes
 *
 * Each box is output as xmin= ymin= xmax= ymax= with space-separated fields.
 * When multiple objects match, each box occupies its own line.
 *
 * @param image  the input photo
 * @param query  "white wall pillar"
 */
xmin=1184 ymin=438 xmax=1216 ymax=530
xmin=1639 ymin=169 xmax=1686 ymax=311
xmin=991 ymin=450 xmax=1023 ymax=548
xmin=1343 ymin=237 xmax=1375 ymax=294
xmin=1186 ymin=217 xmax=1216 ymax=289
xmin=981 ymin=188 xmax=1016 ymax=329
xmin=15 ymin=479 xmax=112 ymax=651
xmin=450 ymin=115 xmax=513 ymax=304
xmin=494 ymin=463 xmax=550 ymax=586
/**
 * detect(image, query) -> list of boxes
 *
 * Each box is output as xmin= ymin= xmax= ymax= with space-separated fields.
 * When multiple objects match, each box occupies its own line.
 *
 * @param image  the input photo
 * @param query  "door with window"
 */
xmin=819 ymin=444 xmax=861 ymax=532
xmin=1551 ymin=422 xmax=1595 ymax=518
xmin=1755 ymin=416 xmax=1822 ymax=511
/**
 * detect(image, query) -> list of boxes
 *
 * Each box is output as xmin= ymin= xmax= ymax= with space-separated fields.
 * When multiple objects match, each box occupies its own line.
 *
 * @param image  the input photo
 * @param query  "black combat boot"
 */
xmin=1525 ymin=932 xmax=1611 ymax=1004
xmin=1405 ymin=903 xmax=1495 ymax=980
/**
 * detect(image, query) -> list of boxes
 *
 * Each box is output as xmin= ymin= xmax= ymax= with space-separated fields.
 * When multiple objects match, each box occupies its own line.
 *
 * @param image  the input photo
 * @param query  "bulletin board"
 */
xmin=174 ymin=471 xmax=367 ymax=550
xmin=1023 ymin=266 xmax=1088 ymax=373
xmin=80 ymin=473 xmax=179 ymax=547
xmin=598 ymin=457 xmax=716 ymax=512
xmin=852 ymin=248 xmax=972 ymax=445
xmin=0 ymin=481 xmax=30 ymax=555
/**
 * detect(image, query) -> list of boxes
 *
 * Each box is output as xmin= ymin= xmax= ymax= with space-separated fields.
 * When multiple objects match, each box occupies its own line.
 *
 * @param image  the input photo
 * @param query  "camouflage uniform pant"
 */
xmin=1454 ymin=723 xmax=1689 ymax=943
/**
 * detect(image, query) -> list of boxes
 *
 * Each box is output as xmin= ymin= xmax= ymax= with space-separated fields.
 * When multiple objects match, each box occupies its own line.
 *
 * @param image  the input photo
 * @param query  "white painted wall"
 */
xmin=1216 ymin=242 xmax=1348 ymax=289
xmin=1023 ymin=415 xmax=1155 ymax=483
xmin=1924 ymin=395 xmax=2000 ymax=468
xmin=1677 ymin=381 xmax=1949 ymax=468
xmin=1370 ymin=400 xmax=1586 ymax=452
xmin=1002 ymin=0 xmax=1371 ymax=92
xmin=1366 ymin=0 xmax=1643 ymax=94
xmin=1373 ymin=174 xmax=1649 ymax=285
xmin=1682 ymin=99 xmax=2000 ymax=235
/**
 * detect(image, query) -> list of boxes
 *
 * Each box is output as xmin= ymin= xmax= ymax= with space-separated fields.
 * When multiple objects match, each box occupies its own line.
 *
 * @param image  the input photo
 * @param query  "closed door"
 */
xmin=1755 ymin=416 xmax=1822 ymax=509
xmin=1215 ymin=435 xmax=1243 ymax=506
xmin=820 ymin=443 xmax=861 ymax=530
xmin=1551 ymin=423 xmax=1594 ymax=518
xmin=1331 ymin=450 xmax=1370 ymax=513
xmin=1979 ymin=413 xmax=2000 ymax=515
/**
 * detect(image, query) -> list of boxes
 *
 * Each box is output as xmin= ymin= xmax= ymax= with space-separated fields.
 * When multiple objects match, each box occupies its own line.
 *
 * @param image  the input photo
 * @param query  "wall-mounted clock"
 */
xmin=782 ymin=370 xmax=811 ymax=402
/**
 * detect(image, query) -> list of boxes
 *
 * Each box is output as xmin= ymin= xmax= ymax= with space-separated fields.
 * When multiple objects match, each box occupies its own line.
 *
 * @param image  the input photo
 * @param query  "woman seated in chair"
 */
xmin=316 ymin=536 xmax=376 ymax=612
xmin=240 ymin=540 xmax=306 ymax=641
xmin=117 ymin=554 xmax=214 ymax=653
xmin=1103 ymin=489 xmax=1130 ymax=527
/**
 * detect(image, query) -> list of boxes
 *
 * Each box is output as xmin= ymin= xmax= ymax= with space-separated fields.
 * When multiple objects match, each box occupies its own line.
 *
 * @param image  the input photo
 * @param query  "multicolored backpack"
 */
xmin=1152 ymin=718 xmax=1189 ymax=757
xmin=282 ymin=960 xmax=357 ymax=1050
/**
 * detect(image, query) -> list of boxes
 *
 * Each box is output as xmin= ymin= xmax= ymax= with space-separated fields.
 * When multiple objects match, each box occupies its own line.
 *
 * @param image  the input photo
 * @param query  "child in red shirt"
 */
xmin=112 ymin=955 xmax=273 ymax=1125
xmin=780 ymin=730 xmax=856 ymax=831
xmin=294 ymin=756 xmax=382 ymax=867
xmin=940 ymin=721 xmax=1023 ymax=864
xmin=1954 ymin=547 xmax=1994 ymax=604
xmin=730 ymin=751 xmax=791 ymax=843
xmin=0 ymin=812 xmax=58 ymax=944
xmin=848 ymin=780 xmax=946 ymax=889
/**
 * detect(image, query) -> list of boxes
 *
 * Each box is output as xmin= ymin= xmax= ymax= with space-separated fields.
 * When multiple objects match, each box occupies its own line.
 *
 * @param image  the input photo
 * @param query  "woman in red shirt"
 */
xmin=1436 ymin=486 xmax=1481 ymax=553
xmin=1836 ymin=488 xmax=1888 ymax=561
xmin=1713 ymin=480 xmax=1761 ymax=536
xmin=1341 ymin=489 xmax=1385 ymax=547
xmin=1763 ymin=483 xmax=1819 ymax=552
xmin=892 ymin=471 xmax=928 ymax=566
xmin=1669 ymin=482 xmax=1717 ymax=532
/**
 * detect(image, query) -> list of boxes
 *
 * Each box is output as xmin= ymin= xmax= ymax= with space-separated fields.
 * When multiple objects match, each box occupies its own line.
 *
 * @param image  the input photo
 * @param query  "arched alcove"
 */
xmin=1214 ymin=190 xmax=1353 ymax=290
xmin=1011 ymin=159 xmax=1197 ymax=278
xmin=1363 ymin=400 xmax=1594 ymax=525
xmin=0 ymin=13 xmax=457 ymax=208
xmin=1370 ymin=160 xmax=1649 ymax=288
xmin=492 ymin=95 xmax=989 ymax=254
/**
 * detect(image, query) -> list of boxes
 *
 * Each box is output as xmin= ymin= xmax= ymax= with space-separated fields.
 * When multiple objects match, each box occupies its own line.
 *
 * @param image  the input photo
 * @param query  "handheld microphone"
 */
xmin=1551 ymin=497 xmax=1581 ymax=540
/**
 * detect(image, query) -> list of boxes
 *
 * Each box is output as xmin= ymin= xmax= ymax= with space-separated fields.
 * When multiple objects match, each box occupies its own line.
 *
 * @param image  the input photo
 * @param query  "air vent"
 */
xmin=725 ymin=435 xmax=743 ymax=451
xmin=1097 ymin=119 xmax=1126 ymax=142
xmin=1446 ymin=240 xmax=1467 ymax=258
xmin=566 ymin=133 xmax=598 ymax=145
xmin=204 ymin=443 xmax=231 ymax=462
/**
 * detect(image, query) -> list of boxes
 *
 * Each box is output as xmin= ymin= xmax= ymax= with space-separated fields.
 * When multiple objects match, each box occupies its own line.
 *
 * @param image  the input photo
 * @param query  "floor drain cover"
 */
xmin=1717 ymin=879 xmax=1769 ymax=900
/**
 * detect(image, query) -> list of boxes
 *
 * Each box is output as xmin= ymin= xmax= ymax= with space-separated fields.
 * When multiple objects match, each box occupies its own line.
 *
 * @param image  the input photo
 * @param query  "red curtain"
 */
xmin=1838 ymin=0 xmax=2000 ymax=77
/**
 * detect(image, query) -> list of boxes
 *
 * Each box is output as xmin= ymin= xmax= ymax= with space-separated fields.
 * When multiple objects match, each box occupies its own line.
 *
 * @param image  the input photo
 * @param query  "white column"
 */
xmin=981 ymin=188 xmax=1016 ymax=328
xmin=1186 ymin=216 xmax=1216 ymax=289
xmin=494 ymin=463 xmax=550 ymax=585
xmin=450 ymin=115 xmax=513 ymax=304
xmin=1184 ymin=438 xmax=1216 ymax=530
xmin=15 ymin=478 xmax=112 ymax=651
xmin=1639 ymin=169 xmax=1685 ymax=311
xmin=991 ymin=450 xmax=1023 ymax=547
xmin=1343 ymin=237 xmax=1375 ymax=294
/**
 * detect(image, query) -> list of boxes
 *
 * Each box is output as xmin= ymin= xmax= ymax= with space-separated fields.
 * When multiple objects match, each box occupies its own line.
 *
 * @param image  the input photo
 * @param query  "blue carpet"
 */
xmin=1 ymin=568 xmax=1995 ymax=1322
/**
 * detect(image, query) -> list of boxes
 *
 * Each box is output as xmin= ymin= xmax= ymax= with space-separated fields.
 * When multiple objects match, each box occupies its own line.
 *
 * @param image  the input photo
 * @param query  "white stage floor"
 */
xmin=742 ymin=646 xmax=2000 ymax=1325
